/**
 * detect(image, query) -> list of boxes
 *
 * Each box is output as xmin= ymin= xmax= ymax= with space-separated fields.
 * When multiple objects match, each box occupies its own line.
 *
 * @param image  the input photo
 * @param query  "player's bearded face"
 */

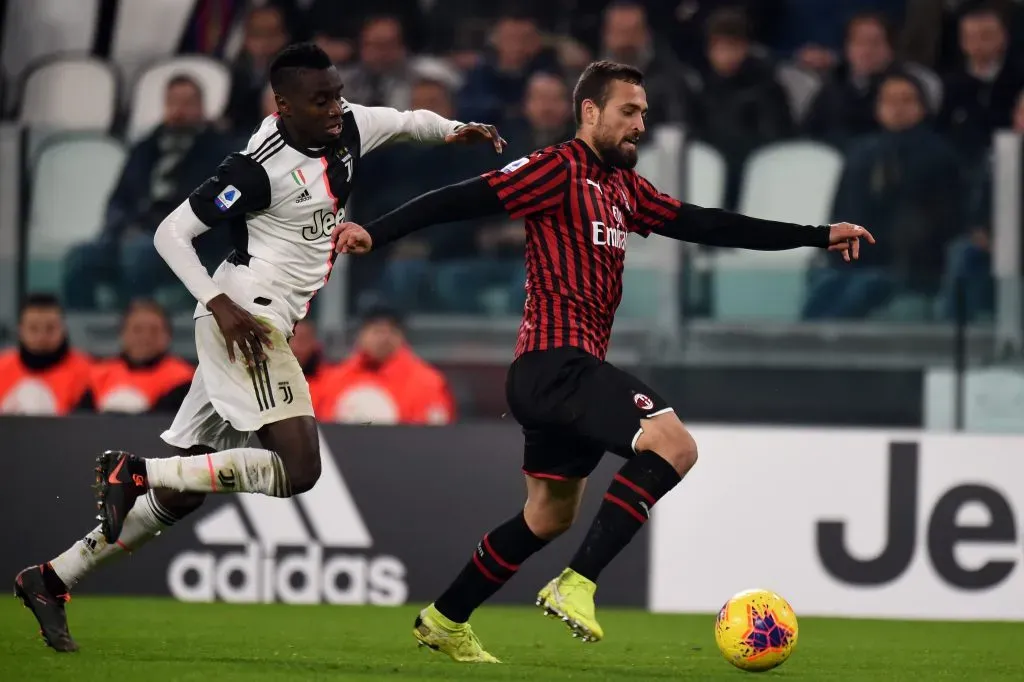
xmin=593 ymin=81 xmax=647 ymax=169
xmin=595 ymin=113 xmax=641 ymax=169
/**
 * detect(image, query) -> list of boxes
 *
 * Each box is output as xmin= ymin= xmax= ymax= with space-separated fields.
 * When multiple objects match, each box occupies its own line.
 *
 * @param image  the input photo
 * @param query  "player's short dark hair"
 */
xmin=572 ymin=60 xmax=645 ymax=126
xmin=166 ymin=74 xmax=203 ymax=100
xmin=269 ymin=42 xmax=334 ymax=94
xmin=706 ymin=8 xmax=751 ymax=41
xmin=121 ymin=299 xmax=171 ymax=333
xmin=19 ymin=293 xmax=61 ymax=319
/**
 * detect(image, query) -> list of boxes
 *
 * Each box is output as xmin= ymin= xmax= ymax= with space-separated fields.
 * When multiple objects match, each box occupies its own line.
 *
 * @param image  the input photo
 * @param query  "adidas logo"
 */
xmin=166 ymin=429 xmax=408 ymax=605
xmin=294 ymin=189 xmax=312 ymax=203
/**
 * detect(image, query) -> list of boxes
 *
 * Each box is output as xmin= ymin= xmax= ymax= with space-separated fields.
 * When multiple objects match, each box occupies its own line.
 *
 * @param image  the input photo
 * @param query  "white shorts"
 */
xmin=161 ymin=315 xmax=314 ymax=451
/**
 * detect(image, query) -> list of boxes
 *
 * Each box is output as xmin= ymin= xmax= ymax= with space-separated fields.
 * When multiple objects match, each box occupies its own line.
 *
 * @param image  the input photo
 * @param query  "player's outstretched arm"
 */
xmin=333 ymin=176 xmax=507 ymax=254
xmin=348 ymin=102 xmax=506 ymax=155
xmin=652 ymin=205 xmax=875 ymax=261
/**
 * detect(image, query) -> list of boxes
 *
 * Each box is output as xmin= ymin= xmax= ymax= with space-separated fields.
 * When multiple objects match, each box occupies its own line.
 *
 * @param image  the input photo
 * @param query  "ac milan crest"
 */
xmin=633 ymin=393 xmax=654 ymax=410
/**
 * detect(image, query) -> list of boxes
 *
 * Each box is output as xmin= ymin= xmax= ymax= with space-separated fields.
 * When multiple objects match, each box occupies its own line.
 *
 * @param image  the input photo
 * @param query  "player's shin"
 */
xmin=49 ymin=490 xmax=179 ymax=591
xmin=434 ymin=512 xmax=549 ymax=623
xmin=568 ymin=452 xmax=682 ymax=581
xmin=145 ymin=448 xmax=292 ymax=497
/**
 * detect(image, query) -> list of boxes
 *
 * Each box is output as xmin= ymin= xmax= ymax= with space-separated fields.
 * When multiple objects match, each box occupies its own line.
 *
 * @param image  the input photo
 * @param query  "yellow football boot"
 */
xmin=412 ymin=603 xmax=500 ymax=663
xmin=536 ymin=568 xmax=604 ymax=642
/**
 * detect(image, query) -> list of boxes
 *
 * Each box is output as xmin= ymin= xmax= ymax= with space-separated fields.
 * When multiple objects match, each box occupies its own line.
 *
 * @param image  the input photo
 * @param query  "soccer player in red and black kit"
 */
xmin=333 ymin=61 xmax=874 ymax=663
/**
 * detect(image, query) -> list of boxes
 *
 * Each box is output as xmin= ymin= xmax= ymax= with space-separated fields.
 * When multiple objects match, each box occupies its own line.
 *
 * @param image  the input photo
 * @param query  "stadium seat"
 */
xmin=1 ymin=0 xmax=101 ymax=84
xmin=622 ymin=126 xmax=685 ymax=320
xmin=684 ymin=140 xmax=726 ymax=209
xmin=711 ymin=141 xmax=844 ymax=321
xmin=775 ymin=63 xmax=822 ymax=124
xmin=110 ymin=0 xmax=198 ymax=91
xmin=19 ymin=58 xmax=117 ymax=132
xmin=127 ymin=56 xmax=231 ymax=140
xmin=26 ymin=135 xmax=126 ymax=293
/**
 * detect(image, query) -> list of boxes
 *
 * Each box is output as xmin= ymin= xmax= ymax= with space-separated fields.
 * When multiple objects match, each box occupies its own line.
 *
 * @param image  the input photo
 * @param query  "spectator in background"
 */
xmin=647 ymin=0 xmax=783 ymax=68
xmin=0 ymin=295 xmax=91 ymax=415
xmin=260 ymin=83 xmax=277 ymax=119
xmin=314 ymin=24 xmax=356 ymax=67
xmin=78 ymin=300 xmax=193 ymax=414
xmin=339 ymin=15 xmax=416 ymax=109
xmin=938 ymin=88 xmax=1024 ymax=322
xmin=307 ymin=0 xmax=426 ymax=65
xmin=457 ymin=11 xmax=561 ymax=127
xmin=687 ymin=9 xmax=793 ymax=209
xmin=289 ymin=319 xmax=328 ymax=406
xmin=349 ymin=77 xmax=496 ymax=311
xmin=503 ymin=72 xmax=576 ymax=150
xmin=938 ymin=3 xmax=1024 ymax=170
xmin=803 ymin=72 xmax=964 ymax=320
xmin=599 ymin=1 xmax=690 ymax=127
xmin=774 ymin=0 xmax=906 ymax=72
xmin=804 ymin=13 xmax=897 ymax=146
xmin=313 ymin=303 xmax=455 ymax=425
xmin=901 ymin=0 xmax=1024 ymax=75
xmin=62 ymin=76 xmax=235 ymax=311
xmin=224 ymin=4 xmax=290 ymax=134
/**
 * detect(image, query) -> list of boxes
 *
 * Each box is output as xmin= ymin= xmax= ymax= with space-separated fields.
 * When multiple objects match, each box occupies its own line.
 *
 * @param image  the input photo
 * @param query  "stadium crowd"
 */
xmin=26 ymin=0 xmax=1023 ymax=323
xmin=4 ymin=0 xmax=1024 ymax=421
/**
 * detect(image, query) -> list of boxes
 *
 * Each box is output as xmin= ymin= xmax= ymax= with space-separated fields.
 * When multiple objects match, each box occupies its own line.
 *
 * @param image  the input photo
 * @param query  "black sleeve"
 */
xmin=368 ymin=177 xmax=506 ymax=250
xmin=653 ymin=204 xmax=831 ymax=250
xmin=150 ymin=382 xmax=191 ymax=413
xmin=188 ymin=153 xmax=272 ymax=227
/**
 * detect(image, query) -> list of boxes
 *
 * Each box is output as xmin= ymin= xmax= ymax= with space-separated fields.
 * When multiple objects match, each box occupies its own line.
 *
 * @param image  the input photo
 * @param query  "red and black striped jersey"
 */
xmin=482 ymin=138 xmax=682 ymax=360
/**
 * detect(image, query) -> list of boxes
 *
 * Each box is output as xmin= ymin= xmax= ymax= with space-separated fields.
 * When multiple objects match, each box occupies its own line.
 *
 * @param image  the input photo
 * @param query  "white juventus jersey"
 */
xmin=186 ymin=102 xmax=462 ymax=333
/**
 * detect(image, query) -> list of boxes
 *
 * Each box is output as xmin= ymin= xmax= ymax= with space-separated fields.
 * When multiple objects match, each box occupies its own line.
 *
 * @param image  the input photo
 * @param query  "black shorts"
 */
xmin=505 ymin=347 xmax=674 ymax=480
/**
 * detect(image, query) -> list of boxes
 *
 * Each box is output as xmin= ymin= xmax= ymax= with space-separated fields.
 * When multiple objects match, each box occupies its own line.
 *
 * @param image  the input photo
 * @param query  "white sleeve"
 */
xmin=153 ymin=201 xmax=222 ymax=305
xmin=347 ymin=101 xmax=464 ymax=156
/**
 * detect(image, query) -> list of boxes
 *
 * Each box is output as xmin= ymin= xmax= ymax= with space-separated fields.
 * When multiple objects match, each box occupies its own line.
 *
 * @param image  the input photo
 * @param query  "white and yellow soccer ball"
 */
xmin=714 ymin=589 xmax=799 ymax=672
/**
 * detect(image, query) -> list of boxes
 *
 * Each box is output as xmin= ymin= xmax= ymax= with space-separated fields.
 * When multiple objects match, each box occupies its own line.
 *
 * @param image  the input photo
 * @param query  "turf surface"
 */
xmin=3 ymin=597 xmax=1022 ymax=680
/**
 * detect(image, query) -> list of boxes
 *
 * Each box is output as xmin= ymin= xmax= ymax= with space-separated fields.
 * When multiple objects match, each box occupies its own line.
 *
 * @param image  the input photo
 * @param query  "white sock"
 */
xmin=49 ymin=490 xmax=176 ymax=590
xmin=145 ymin=448 xmax=291 ymax=497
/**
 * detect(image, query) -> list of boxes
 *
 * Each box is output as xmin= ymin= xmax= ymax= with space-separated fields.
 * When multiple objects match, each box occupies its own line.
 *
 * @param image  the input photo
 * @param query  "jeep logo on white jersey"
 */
xmin=302 ymin=207 xmax=346 ymax=242
xmin=166 ymin=430 xmax=408 ymax=605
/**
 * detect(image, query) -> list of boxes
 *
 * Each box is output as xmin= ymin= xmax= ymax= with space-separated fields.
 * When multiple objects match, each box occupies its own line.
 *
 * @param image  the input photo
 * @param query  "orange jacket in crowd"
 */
xmin=0 ymin=348 xmax=92 ymax=415
xmin=82 ymin=355 xmax=195 ymax=414
xmin=313 ymin=346 xmax=456 ymax=425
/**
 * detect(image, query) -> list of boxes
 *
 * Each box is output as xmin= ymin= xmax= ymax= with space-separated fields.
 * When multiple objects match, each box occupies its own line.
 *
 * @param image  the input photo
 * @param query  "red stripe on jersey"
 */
xmin=486 ymin=139 xmax=680 ymax=361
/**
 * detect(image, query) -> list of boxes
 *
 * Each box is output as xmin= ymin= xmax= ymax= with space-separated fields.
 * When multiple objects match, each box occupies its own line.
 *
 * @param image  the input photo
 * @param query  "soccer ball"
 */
xmin=714 ymin=589 xmax=799 ymax=672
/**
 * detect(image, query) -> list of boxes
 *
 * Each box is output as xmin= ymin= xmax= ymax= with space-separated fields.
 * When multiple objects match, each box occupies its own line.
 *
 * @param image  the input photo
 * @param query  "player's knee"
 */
xmin=637 ymin=415 xmax=698 ymax=477
xmin=286 ymin=453 xmax=321 ymax=495
xmin=153 ymin=489 xmax=206 ymax=518
xmin=524 ymin=502 xmax=577 ymax=540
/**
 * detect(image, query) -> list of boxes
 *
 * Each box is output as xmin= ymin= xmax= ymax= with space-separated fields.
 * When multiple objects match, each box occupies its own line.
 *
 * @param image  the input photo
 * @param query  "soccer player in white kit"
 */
xmin=14 ymin=43 xmax=506 ymax=652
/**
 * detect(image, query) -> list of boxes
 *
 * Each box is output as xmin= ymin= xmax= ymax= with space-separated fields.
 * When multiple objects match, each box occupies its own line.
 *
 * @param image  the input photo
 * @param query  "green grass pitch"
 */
xmin=3 ymin=597 xmax=1022 ymax=680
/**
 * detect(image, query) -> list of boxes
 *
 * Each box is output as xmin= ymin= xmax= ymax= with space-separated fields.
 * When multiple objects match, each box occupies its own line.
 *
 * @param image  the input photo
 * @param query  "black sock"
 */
xmin=434 ymin=512 xmax=549 ymax=623
xmin=569 ymin=452 xmax=682 ymax=582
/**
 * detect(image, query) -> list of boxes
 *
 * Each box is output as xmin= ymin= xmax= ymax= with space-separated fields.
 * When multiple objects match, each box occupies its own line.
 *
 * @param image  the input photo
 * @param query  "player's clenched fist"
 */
xmin=332 ymin=222 xmax=373 ymax=254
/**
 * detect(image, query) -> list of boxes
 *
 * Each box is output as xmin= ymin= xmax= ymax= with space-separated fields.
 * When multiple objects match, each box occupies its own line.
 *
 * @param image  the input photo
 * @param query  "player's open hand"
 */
xmin=445 ymin=123 xmax=507 ymax=153
xmin=333 ymin=222 xmax=373 ymax=255
xmin=827 ymin=223 xmax=876 ymax=262
xmin=206 ymin=294 xmax=273 ymax=367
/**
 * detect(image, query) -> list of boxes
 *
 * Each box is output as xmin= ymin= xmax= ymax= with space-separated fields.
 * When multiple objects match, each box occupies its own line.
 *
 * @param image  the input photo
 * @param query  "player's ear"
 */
xmin=582 ymin=99 xmax=599 ymax=126
xmin=275 ymin=93 xmax=290 ymax=117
